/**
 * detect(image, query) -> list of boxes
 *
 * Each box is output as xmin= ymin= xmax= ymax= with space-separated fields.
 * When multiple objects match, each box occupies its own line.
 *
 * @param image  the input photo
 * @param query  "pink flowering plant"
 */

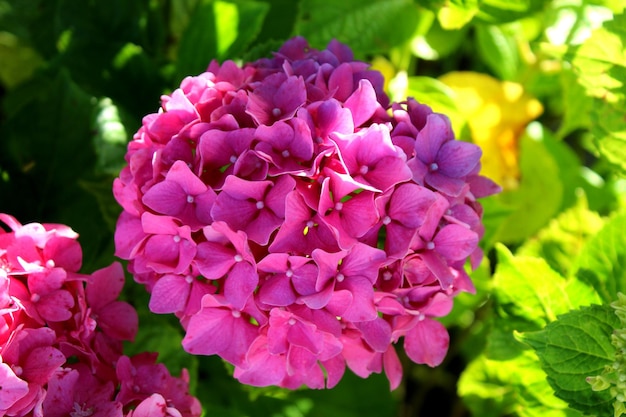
xmin=113 ymin=37 xmax=500 ymax=390
xmin=5 ymin=1 xmax=625 ymax=416
xmin=0 ymin=213 xmax=201 ymax=417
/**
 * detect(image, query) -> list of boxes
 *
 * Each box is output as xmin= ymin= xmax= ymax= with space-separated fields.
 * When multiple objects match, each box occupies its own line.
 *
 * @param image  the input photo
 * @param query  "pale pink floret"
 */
xmin=112 ymin=36 xmax=500 ymax=391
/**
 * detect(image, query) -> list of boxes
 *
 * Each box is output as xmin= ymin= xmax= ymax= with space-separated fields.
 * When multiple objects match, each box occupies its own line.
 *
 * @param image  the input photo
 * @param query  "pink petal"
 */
xmin=433 ymin=224 xmax=478 ymax=261
xmin=87 ymin=262 xmax=125 ymax=310
xmin=149 ymin=274 xmax=192 ymax=314
xmin=383 ymin=347 xmax=403 ymax=390
xmin=142 ymin=180 xmax=187 ymax=215
xmin=224 ymin=262 xmax=258 ymax=310
xmin=355 ymin=318 xmax=392 ymax=352
xmin=97 ymin=301 xmax=139 ymax=341
xmin=37 ymin=289 xmax=75 ymax=322
xmin=0 ymin=363 xmax=29 ymax=409
xmin=344 ymin=79 xmax=377 ymax=126
xmin=404 ymin=318 xmax=449 ymax=367
xmin=22 ymin=346 xmax=66 ymax=385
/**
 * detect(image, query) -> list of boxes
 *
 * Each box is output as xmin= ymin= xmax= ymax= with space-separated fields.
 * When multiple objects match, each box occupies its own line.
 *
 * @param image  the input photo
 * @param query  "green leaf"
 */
xmin=486 ymin=127 xmax=563 ymax=244
xmin=459 ymin=350 xmax=584 ymax=417
xmin=92 ymin=97 xmax=128 ymax=176
xmin=555 ymin=69 xmax=593 ymax=140
xmin=435 ymin=0 xmax=478 ymax=29
xmin=517 ymin=192 xmax=605 ymax=277
xmin=563 ymin=12 xmax=626 ymax=173
xmin=492 ymin=244 xmax=601 ymax=331
xmin=590 ymin=97 xmax=626 ymax=175
xmin=253 ymin=0 xmax=300 ymax=45
xmin=475 ymin=24 xmax=520 ymax=80
xmin=518 ymin=304 xmax=620 ymax=416
xmin=410 ymin=16 xmax=468 ymax=60
xmin=176 ymin=0 xmax=269 ymax=79
xmin=476 ymin=0 xmax=545 ymax=24
xmin=0 ymin=32 xmax=44 ymax=88
xmin=573 ymin=210 xmax=626 ymax=303
xmin=565 ymin=12 xmax=626 ymax=103
xmin=295 ymin=0 xmax=420 ymax=55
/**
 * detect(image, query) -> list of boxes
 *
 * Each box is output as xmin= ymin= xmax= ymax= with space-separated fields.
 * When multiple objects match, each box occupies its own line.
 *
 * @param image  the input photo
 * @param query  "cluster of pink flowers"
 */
xmin=0 ymin=214 xmax=200 ymax=416
xmin=114 ymin=37 xmax=500 ymax=390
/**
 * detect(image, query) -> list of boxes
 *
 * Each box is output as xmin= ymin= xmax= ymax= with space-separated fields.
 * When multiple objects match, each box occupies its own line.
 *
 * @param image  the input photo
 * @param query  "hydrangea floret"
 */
xmin=113 ymin=36 xmax=500 ymax=390
xmin=0 ymin=213 xmax=201 ymax=417
xmin=587 ymin=293 xmax=626 ymax=417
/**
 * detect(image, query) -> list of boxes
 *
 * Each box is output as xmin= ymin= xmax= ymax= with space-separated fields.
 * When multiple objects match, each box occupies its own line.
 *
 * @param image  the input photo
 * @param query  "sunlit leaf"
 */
xmin=518 ymin=304 xmax=619 ymax=416
xmin=476 ymin=0 xmax=545 ymax=24
xmin=411 ymin=17 xmax=468 ymax=61
xmin=573 ymin=210 xmax=626 ymax=303
xmin=562 ymin=12 xmax=626 ymax=173
xmin=436 ymin=0 xmax=478 ymax=29
xmin=493 ymin=244 xmax=601 ymax=331
xmin=177 ymin=0 xmax=269 ymax=79
xmin=475 ymin=24 xmax=520 ymax=80
xmin=295 ymin=0 xmax=420 ymax=55
xmin=517 ymin=192 xmax=605 ymax=277
xmin=482 ymin=127 xmax=567 ymax=243
xmin=458 ymin=350 xmax=583 ymax=417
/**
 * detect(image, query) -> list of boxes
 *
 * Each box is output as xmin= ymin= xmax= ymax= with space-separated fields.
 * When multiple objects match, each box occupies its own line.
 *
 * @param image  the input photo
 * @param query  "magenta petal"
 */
xmin=287 ymin=345 xmax=317 ymax=374
xmin=22 ymin=346 xmax=66 ymax=385
xmin=328 ymin=63 xmax=354 ymax=101
xmin=383 ymin=347 xmax=403 ymax=390
xmin=37 ymin=290 xmax=74 ymax=322
xmin=385 ymin=222 xmax=418 ymax=259
xmin=404 ymin=318 xmax=449 ymax=367
xmin=166 ymin=160 xmax=207 ymax=195
xmin=287 ymin=320 xmax=322 ymax=353
xmin=128 ymin=394 xmax=169 ymax=417
xmin=142 ymin=181 xmax=187 ymax=215
xmin=414 ymin=113 xmax=454 ymax=163
xmin=434 ymin=224 xmax=478 ymax=261
xmin=224 ymin=262 xmax=258 ymax=310
xmin=420 ymin=251 xmax=454 ymax=289
xmin=425 ymin=172 xmax=467 ymax=197
xmin=355 ymin=318 xmax=392 ymax=352
xmin=87 ymin=262 xmax=125 ymax=310
xmin=437 ymin=140 xmax=481 ymax=178
xmin=149 ymin=274 xmax=191 ymax=314
xmin=195 ymin=242 xmax=235 ymax=278
xmin=0 ymin=363 xmax=29 ymax=410
xmin=182 ymin=302 xmax=243 ymax=357
xmin=321 ymin=355 xmax=346 ymax=389
xmin=344 ymin=79 xmax=377 ymax=126
xmin=234 ymin=337 xmax=286 ymax=387
xmin=468 ymin=174 xmax=502 ymax=198
xmin=258 ymin=274 xmax=296 ymax=307
xmin=388 ymin=183 xmax=437 ymax=228
xmin=97 ymin=301 xmax=139 ymax=341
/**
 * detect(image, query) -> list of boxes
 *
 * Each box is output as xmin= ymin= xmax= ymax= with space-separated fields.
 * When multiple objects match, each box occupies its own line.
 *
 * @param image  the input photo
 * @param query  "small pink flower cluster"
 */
xmin=114 ymin=37 xmax=500 ymax=389
xmin=0 ymin=214 xmax=201 ymax=417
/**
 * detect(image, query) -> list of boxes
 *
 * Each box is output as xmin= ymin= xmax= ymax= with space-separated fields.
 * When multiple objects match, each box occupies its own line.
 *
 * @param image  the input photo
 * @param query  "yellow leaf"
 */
xmin=440 ymin=71 xmax=543 ymax=190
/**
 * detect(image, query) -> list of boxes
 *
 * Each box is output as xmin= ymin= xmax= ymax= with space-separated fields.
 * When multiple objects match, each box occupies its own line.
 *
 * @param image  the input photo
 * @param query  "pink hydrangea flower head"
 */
xmin=113 ymin=36 xmax=501 ymax=390
xmin=0 ymin=213 xmax=200 ymax=416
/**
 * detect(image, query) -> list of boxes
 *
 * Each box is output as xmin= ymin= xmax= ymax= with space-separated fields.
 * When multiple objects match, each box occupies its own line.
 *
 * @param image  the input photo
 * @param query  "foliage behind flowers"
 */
xmin=0 ymin=214 xmax=201 ymax=416
xmin=113 ymin=36 xmax=500 ymax=390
